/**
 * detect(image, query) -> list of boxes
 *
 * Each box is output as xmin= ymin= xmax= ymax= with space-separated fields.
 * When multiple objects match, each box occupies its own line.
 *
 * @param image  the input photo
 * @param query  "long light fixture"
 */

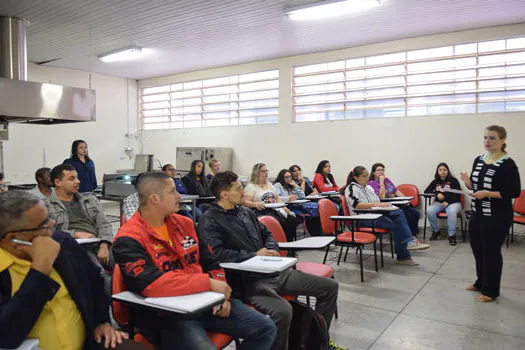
xmin=98 ymin=46 xmax=144 ymax=63
xmin=286 ymin=0 xmax=382 ymax=20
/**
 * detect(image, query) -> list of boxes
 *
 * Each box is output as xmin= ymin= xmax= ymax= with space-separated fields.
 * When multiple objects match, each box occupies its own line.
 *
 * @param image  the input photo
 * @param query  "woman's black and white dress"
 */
xmin=469 ymin=153 xmax=521 ymax=298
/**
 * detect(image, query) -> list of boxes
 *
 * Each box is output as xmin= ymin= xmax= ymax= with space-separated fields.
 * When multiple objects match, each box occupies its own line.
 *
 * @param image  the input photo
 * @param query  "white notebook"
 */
xmin=371 ymin=206 xmax=399 ymax=211
xmin=145 ymin=291 xmax=224 ymax=313
xmin=265 ymin=203 xmax=287 ymax=208
xmin=76 ymin=237 xmax=101 ymax=244
xmin=221 ymin=256 xmax=297 ymax=273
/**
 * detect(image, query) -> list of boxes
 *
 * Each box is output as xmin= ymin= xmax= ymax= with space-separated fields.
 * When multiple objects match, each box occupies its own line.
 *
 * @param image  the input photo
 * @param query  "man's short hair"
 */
xmin=0 ymin=190 xmax=42 ymax=239
xmin=50 ymin=164 xmax=76 ymax=185
xmin=35 ymin=167 xmax=51 ymax=182
xmin=136 ymin=171 xmax=171 ymax=206
xmin=210 ymin=171 xmax=239 ymax=199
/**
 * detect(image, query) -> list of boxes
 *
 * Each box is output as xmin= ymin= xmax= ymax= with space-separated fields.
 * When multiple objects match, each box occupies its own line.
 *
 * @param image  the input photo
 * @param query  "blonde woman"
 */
xmin=244 ymin=163 xmax=298 ymax=241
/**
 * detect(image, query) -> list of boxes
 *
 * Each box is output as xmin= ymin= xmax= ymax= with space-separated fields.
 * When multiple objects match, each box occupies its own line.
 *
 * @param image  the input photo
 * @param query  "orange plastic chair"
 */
xmin=341 ymin=195 xmax=393 ymax=266
xmin=436 ymin=194 xmax=466 ymax=242
xmin=111 ymin=265 xmax=234 ymax=349
xmin=319 ymin=199 xmax=377 ymax=282
xmin=258 ymin=215 xmax=337 ymax=318
xmin=509 ymin=189 xmax=525 ymax=246
xmin=397 ymin=184 xmax=420 ymax=208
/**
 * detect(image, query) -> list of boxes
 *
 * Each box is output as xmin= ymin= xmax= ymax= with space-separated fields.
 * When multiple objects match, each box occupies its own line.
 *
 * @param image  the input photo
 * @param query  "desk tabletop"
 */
xmin=331 ymin=214 xmax=382 ymax=220
xmin=221 ymin=256 xmax=297 ymax=274
xmin=278 ymin=236 xmax=335 ymax=249
xmin=419 ymin=193 xmax=436 ymax=197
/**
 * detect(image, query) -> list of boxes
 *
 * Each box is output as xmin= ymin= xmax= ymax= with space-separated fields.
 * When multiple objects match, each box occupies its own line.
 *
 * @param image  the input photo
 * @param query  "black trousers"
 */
xmin=469 ymin=215 xmax=511 ymax=298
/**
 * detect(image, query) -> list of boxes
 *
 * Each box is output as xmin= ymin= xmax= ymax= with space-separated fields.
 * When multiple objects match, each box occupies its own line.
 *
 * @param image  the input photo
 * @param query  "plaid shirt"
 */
xmin=123 ymin=192 xmax=191 ymax=221
xmin=123 ymin=193 xmax=140 ymax=221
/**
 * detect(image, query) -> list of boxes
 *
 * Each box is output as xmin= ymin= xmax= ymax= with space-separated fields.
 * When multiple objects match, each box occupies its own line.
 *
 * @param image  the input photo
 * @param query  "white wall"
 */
xmin=139 ymin=23 xmax=525 ymax=194
xmin=3 ymin=63 xmax=139 ymax=184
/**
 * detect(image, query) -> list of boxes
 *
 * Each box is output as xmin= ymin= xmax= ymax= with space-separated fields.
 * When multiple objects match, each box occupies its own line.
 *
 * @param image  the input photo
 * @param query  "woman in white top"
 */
xmin=342 ymin=166 xmax=427 ymax=265
xmin=244 ymin=163 xmax=298 ymax=241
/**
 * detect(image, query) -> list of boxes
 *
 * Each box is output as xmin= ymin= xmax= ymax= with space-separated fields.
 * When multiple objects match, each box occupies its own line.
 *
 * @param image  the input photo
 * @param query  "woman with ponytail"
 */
xmin=342 ymin=166 xmax=428 ymax=266
xmin=461 ymin=125 xmax=521 ymax=302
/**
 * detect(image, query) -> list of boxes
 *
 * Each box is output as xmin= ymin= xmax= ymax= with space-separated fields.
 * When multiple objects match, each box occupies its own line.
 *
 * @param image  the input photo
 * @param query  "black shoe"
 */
xmin=449 ymin=235 xmax=457 ymax=246
xmin=430 ymin=231 xmax=441 ymax=240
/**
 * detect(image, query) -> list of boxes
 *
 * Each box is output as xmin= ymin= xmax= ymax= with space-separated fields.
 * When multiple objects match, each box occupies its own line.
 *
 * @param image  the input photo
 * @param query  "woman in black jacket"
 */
xmin=424 ymin=163 xmax=463 ymax=245
xmin=182 ymin=160 xmax=213 ymax=197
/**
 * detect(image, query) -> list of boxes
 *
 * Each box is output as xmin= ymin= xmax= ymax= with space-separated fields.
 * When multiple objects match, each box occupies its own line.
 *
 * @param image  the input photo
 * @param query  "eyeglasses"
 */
xmin=9 ymin=217 xmax=53 ymax=234
xmin=166 ymin=168 xmax=176 ymax=171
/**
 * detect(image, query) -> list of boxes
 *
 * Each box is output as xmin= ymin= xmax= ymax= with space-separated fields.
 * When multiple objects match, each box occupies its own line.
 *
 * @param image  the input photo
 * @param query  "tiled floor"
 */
xmin=102 ymin=202 xmax=525 ymax=349
xmin=306 ymin=234 xmax=525 ymax=350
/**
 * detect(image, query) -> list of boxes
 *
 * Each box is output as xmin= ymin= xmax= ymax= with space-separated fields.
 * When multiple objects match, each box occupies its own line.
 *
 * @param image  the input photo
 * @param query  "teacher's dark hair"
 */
xmin=70 ymin=139 xmax=91 ymax=161
xmin=486 ymin=125 xmax=507 ymax=152
xmin=434 ymin=162 xmax=455 ymax=181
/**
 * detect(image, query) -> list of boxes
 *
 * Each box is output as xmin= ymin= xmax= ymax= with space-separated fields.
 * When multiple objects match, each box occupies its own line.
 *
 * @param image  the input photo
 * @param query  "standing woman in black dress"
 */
xmin=461 ymin=125 xmax=521 ymax=302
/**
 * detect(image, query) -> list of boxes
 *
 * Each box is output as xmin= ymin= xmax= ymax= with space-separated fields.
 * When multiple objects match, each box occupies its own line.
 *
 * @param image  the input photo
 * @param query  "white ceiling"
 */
xmin=1 ymin=0 xmax=525 ymax=80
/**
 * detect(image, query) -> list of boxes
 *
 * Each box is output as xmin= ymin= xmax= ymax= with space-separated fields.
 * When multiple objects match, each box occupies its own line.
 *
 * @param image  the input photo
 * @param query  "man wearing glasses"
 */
xmin=0 ymin=190 xmax=131 ymax=349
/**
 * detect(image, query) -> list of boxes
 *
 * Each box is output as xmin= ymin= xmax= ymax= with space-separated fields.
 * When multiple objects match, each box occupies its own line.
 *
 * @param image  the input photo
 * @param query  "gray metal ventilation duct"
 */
xmin=0 ymin=16 xmax=96 ymax=128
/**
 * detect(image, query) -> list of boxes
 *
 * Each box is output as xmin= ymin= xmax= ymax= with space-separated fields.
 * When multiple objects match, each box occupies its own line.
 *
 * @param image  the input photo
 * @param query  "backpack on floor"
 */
xmin=288 ymin=300 xmax=329 ymax=350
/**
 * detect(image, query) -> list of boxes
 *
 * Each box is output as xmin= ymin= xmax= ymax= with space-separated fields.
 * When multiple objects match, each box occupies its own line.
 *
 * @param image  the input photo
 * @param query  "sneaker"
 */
xmin=329 ymin=339 xmax=346 ymax=350
xmin=407 ymin=239 xmax=430 ymax=250
xmin=449 ymin=235 xmax=457 ymax=246
xmin=396 ymin=259 xmax=419 ymax=266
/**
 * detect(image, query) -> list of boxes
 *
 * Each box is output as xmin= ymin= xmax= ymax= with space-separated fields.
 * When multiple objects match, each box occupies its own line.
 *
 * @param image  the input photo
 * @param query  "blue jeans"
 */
xmin=157 ymin=298 xmax=276 ymax=350
xmin=427 ymin=202 xmax=462 ymax=236
xmin=400 ymin=206 xmax=420 ymax=235
xmin=360 ymin=209 xmax=413 ymax=260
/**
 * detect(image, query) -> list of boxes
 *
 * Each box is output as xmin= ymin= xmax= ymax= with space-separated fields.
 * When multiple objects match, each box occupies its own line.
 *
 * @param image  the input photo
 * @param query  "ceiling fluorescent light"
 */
xmin=98 ymin=46 xmax=143 ymax=63
xmin=287 ymin=0 xmax=382 ymax=20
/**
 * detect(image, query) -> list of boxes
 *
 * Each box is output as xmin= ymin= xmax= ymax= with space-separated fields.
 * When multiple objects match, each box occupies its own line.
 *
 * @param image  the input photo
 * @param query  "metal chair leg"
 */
xmin=337 ymin=246 xmax=344 ymax=265
xmin=344 ymin=246 xmax=350 ymax=262
xmin=390 ymin=233 xmax=394 ymax=259
xmin=373 ymin=242 xmax=378 ymax=272
xmin=379 ymin=235 xmax=384 ymax=268
xmin=359 ymin=247 xmax=364 ymax=282
xmin=331 ymin=275 xmax=338 ymax=319
xmin=323 ymin=245 xmax=330 ymax=264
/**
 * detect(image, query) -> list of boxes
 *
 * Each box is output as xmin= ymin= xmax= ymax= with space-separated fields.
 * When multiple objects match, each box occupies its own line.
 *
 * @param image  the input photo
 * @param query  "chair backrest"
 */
xmin=341 ymin=195 xmax=350 ymax=216
xmin=258 ymin=215 xmax=288 ymax=257
xmin=514 ymin=189 xmax=525 ymax=215
xmin=111 ymin=264 xmax=129 ymax=326
xmin=318 ymin=199 xmax=337 ymax=234
xmin=397 ymin=184 xmax=419 ymax=207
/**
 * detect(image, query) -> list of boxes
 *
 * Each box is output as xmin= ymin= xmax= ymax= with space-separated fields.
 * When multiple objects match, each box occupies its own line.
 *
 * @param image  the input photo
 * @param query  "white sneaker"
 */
xmin=396 ymin=259 xmax=419 ymax=266
xmin=407 ymin=240 xmax=430 ymax=250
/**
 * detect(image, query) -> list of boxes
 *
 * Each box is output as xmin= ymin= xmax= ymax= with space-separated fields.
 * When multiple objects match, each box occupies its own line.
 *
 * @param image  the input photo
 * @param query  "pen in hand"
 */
xmin=12 ymin=239 xmax=33 ymax=246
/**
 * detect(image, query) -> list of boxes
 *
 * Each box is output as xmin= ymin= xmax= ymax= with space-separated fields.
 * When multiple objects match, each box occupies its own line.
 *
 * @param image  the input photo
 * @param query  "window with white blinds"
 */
xmin=293 ymin=37 xmax=525 ymax=122
xmin=141 ymin=70 xmax=279 ymax=129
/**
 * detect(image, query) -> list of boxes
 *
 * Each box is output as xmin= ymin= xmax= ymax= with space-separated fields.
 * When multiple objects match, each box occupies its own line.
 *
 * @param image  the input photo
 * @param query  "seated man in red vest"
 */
xmin=112 ymin=171 xmax=276 ymax=350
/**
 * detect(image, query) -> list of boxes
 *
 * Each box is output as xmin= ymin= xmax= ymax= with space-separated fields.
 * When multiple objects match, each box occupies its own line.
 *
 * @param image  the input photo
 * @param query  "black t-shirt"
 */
xmin=470 ymin=154 xmax=521 ymax=221
xmin=424 ymin=177 xmax=462 ymax=204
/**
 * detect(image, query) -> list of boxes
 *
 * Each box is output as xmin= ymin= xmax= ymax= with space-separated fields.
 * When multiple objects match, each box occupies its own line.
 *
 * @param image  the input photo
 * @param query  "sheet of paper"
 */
xmin=76 ymin=238 xmax=101 ymax=244
xmin=145 ymin=291 xmax=224 ymax=313
xmin=265 ymin=203 xmax=287 ymax=208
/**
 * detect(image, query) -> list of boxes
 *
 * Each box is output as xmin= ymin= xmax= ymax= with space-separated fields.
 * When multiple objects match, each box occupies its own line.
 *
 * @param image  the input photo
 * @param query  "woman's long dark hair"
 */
xmin=274 ymin=169 xmax=294 ymax=192
xmin=434 ymin=162 xmax=455 ymax=181
xmin=190 ymin=160 xmax=206 ymax=182
xmin=369 ymin=162 xmax=385 ymax=181
xmin=340 ymin=166 xmax=367 ymax=194
xmin=315 ymin=160 xmax=336 ymax=185
xmin=70 ymin=140 xmax=91 ymax=161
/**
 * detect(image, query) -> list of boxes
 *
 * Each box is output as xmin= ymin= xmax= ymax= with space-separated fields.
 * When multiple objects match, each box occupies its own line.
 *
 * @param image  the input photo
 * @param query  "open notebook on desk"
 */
xmin=221 ymin=256 xmax=297 ymax=274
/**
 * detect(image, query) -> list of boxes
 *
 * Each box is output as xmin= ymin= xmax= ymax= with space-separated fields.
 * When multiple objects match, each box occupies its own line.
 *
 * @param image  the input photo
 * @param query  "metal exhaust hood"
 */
xmin=0 ymin=16 xmax=96 ymax=126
